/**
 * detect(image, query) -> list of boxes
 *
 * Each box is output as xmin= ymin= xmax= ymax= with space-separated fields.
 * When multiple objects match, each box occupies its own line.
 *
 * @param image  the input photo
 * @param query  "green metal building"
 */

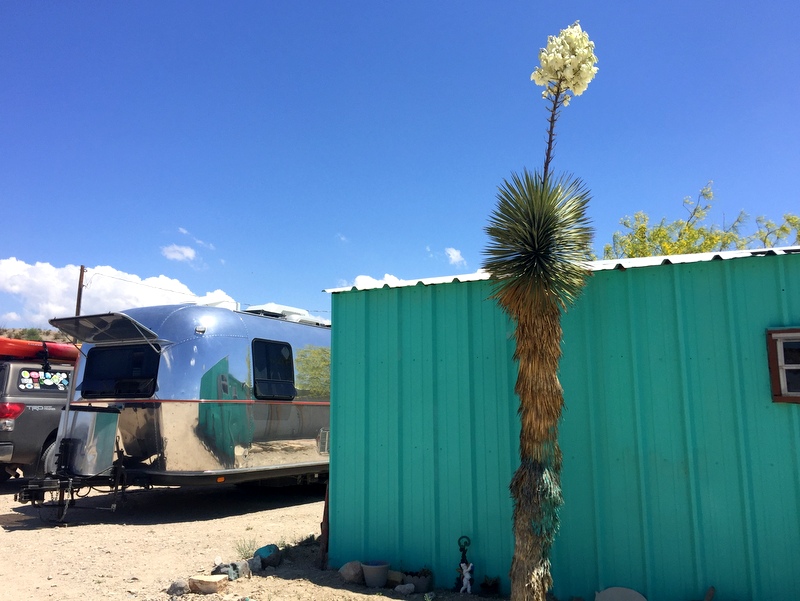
xmin=327 ymin=249 xmax=800 ymax=600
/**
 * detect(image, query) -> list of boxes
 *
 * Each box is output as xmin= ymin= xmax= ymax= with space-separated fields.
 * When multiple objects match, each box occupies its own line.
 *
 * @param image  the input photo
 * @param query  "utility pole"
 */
xmin=75 ymin=265 xmax=85 ymax=317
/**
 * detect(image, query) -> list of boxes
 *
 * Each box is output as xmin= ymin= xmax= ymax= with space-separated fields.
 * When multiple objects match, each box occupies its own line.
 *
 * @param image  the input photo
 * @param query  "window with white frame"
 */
xmin=766 ymin=329 xmax=800 ymax=403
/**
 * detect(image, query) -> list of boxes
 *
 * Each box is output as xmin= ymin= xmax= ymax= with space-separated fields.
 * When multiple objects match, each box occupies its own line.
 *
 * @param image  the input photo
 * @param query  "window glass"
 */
xmin=786 ymin=369 xmax=800 ymax=393
xmin=253 ymin=340 xmax=296 ymax=400
xmin=16 ymin=368 xmax=72 ymax=394
xmin=779 ymin=339 xmax=800 ymax=395
xmin=81 ymin=344 xmax=160 ymax=398
xmin=783 ymin=341 xmax=800 ymax=366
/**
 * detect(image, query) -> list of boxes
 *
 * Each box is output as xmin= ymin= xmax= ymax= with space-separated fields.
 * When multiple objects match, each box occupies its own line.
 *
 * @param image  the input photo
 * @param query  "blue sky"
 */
xmin=1 ymin=1 xmax=798 ymax=328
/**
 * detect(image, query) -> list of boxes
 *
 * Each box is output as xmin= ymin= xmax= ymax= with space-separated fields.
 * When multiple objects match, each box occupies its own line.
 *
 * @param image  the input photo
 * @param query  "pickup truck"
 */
xmin=0 ymin=338 xmax=77 ymax=480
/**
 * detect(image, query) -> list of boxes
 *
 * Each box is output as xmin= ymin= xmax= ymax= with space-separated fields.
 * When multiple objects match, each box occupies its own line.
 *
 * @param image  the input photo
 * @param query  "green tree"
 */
xmin=604 ymin=183 xmax=800 ymax=259
xmin=295 ymin=345 xmax=331 ymax=398
xmin=482 ymin=22 xmax=597 ymax=601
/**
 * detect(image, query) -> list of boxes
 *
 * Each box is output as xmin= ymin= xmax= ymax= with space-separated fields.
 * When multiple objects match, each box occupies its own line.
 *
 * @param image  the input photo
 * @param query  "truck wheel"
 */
xmin=37 ymin=440 xmax=58 ymax=477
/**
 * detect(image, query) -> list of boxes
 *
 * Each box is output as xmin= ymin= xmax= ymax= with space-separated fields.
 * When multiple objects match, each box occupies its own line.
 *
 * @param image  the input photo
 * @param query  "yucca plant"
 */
xmin=482 ymin=22 xmax=598 ymax=601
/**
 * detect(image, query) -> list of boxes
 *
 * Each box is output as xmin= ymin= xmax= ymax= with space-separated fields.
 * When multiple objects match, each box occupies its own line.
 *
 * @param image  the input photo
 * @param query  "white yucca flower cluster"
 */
xmin=530 ymin=21 xmax=598 ymax=106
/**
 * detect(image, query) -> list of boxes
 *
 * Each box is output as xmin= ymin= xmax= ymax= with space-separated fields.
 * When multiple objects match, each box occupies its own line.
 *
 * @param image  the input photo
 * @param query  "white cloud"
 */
xmin=425 ymin=245 xmax=467 ymax=266
xmin=178 ymin=227 xmax=215 ymax=250
xmin=0 ymin=311 xmax=21 ymax=324
xmin=445 ymin=247 xmax=466 ymax=267
xmin=0 ymin=258 xmax=235 ymax=328
xmin=351 ymin=274 xmax=413 ymax=289
xmin=161 ymin=244 xmax=196 ymax=262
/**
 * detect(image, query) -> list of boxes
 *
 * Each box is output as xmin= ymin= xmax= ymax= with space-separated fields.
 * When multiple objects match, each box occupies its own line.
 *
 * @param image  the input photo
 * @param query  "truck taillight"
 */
xmin=0 ymin=403 xmax=25 ymax=420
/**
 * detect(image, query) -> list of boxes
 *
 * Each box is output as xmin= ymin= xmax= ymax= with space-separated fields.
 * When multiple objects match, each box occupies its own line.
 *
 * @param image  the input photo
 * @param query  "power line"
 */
xmin=84 ymin=270 xmax=199 ymax=298
xmin=84 ymin=269 xmax=333 ymax=313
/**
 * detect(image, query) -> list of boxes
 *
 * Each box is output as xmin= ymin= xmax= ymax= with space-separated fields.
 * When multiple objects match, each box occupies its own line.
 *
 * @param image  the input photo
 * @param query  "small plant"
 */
xmin=234 ymin=537 xmax=259 ymax=559
xmin=402 ymin=566 xmax=434 ymax=594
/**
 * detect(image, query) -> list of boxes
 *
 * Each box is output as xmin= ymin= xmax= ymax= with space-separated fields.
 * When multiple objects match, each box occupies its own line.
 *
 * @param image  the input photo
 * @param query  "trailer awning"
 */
xmin=50 ymin=313 xmax=160 ymax=345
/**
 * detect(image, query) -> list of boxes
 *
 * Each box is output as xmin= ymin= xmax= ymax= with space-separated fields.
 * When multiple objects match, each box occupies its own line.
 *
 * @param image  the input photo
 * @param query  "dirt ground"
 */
xmin=0 ymin=478 xmax=498 ymax=601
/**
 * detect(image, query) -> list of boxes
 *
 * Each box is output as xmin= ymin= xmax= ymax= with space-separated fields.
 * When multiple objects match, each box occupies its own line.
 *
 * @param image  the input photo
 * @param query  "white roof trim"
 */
xmin=325 ymin=270 xmax=492 ymax=294
xmin=326 ymin=246 xmax=800 ymax=294
xmin=592 ymin=245 xmax=800 ymax=271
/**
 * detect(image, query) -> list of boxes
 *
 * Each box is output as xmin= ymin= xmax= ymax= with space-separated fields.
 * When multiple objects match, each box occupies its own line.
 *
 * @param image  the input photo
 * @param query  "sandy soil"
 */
xmin=0 ymin=478 xmax=496 ymax=601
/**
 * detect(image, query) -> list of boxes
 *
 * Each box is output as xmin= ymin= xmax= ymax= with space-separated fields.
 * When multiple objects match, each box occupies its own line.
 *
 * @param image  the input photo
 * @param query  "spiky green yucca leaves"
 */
xmin=483 ymin=169 xmax=592 ymax=601
xmin=484 ymin=169 xmax=593 ymax=316
xmin=484 ymin=169 xmax=592 ymax=443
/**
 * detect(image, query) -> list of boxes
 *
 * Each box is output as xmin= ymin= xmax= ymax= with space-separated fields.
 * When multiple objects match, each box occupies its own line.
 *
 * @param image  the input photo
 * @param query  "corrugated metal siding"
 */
xmin=330 ymin=253 xmax=800 ymax=600
xmin=556 ymin=253 xmax=800 ymax=600
xmin=329 ymin=280 xmax=520 ymax=584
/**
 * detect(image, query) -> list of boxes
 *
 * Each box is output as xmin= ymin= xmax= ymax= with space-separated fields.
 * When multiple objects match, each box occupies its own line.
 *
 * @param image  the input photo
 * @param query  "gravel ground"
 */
xmin=0 ymin=477 xmax=500 ymax=601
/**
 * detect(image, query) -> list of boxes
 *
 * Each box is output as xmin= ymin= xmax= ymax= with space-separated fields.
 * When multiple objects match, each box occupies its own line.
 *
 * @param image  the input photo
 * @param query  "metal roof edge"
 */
xmin=325 ymin=269 xmax=492 ymax=294
xmin=326 ymin=246 xmax=800 ymax=294
xmin=589 ymin=245 xmax=800 ymax=272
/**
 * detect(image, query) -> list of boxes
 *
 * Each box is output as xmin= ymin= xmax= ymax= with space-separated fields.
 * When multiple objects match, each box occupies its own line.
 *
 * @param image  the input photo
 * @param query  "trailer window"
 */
xmin=253 ymin=339 xmax=296 ymax=400
xmin=81 ymin=344 xmax=160 ymax=399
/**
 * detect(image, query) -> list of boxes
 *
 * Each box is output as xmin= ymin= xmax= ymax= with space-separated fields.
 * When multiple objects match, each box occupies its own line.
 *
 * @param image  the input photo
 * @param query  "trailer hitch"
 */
xmin=15 ymin=437 xmax=127 ymax=522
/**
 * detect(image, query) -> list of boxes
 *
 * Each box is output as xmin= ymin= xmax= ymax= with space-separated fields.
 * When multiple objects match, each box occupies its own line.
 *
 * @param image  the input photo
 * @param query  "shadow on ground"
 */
xmin=0 ymin=477 xmax=326 ymax=530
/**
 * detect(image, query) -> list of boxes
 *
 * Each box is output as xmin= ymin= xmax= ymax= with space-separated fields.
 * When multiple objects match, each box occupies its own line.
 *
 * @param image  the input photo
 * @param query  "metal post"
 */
xmin=75 ymin=265 xmax=85 ymax=317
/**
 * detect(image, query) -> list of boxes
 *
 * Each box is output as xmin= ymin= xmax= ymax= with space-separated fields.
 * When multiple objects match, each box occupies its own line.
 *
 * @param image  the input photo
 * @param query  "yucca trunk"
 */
xmin=508 ymin=303 xmax=564 ymax=601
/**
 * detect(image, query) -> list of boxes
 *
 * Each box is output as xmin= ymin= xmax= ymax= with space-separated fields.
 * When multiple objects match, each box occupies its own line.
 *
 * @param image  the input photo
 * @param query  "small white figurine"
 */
xmin=459 ymin=562 xmax=473 ymax=594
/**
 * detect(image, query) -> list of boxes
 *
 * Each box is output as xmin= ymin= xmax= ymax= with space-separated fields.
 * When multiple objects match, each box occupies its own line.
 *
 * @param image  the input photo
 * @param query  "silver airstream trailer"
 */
xmin=17 ymin=302 xmax=331 ymax=514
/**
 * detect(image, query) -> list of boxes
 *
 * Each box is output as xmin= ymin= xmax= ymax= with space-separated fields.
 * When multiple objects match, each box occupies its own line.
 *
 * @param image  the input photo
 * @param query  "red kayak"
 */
xmin=0 ymin=337 xmax=79 ymax=363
